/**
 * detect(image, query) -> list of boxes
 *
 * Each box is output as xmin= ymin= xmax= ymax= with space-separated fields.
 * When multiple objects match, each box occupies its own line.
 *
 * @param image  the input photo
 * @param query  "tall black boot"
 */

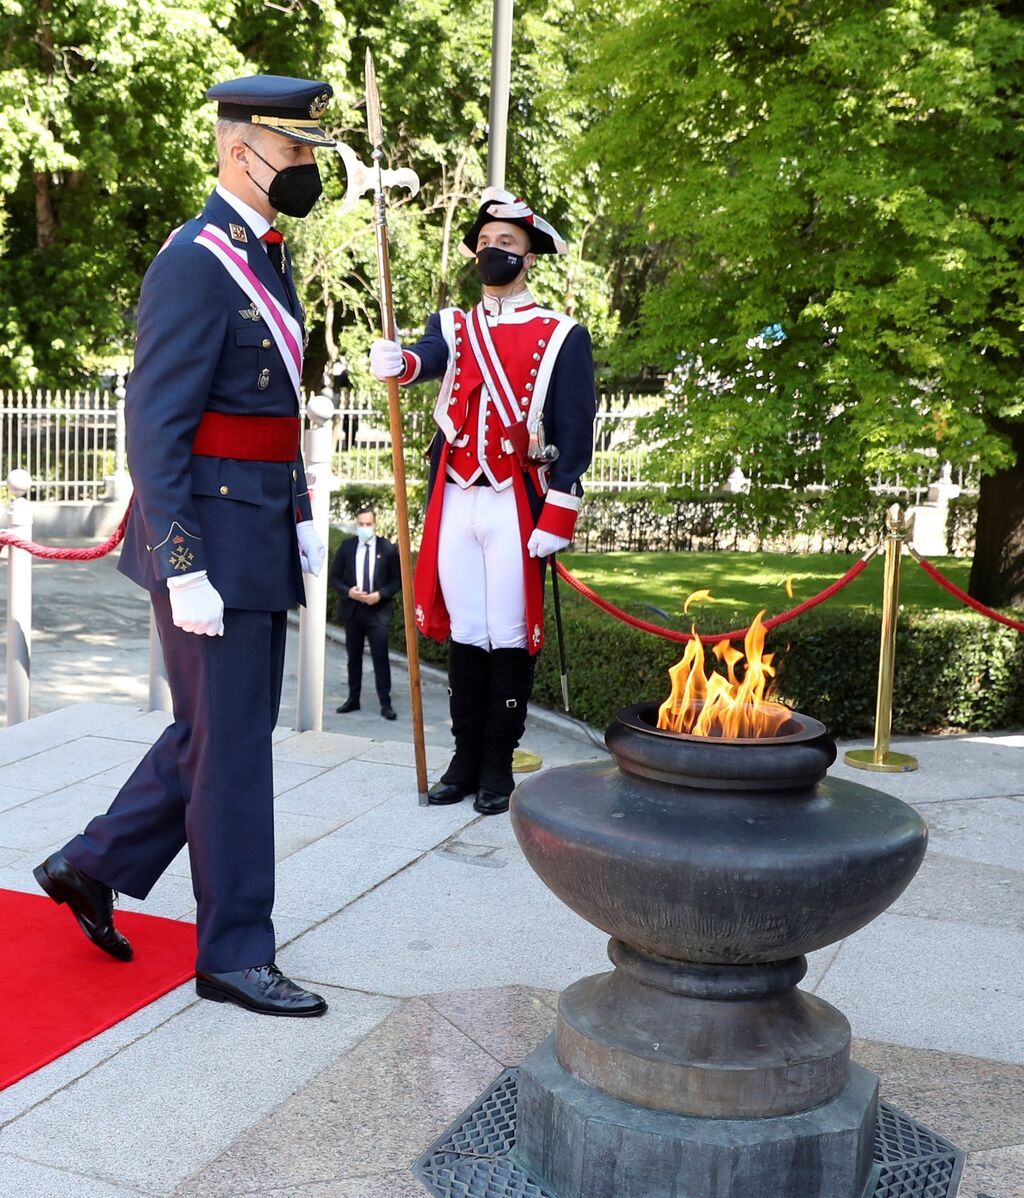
xmin=474 ymin=647 xmax=536 ymax=815
xmin=428 ymin=641 xmax=491 ymax=805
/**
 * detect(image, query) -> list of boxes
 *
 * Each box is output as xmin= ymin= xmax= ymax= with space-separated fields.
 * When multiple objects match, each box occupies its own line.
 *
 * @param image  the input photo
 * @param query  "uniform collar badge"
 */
xmin=229 ymin=223 xmax=248 ymax=243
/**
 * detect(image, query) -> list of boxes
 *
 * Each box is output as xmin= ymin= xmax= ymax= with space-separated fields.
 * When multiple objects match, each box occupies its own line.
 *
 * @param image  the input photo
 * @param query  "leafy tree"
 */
xmin=0 ymin=0 xmax=350 ymax=386
xmin=0 ymin=0 xmax=616 ymax=402
xmin=573 ymin=0 xmax=1024 ymax=601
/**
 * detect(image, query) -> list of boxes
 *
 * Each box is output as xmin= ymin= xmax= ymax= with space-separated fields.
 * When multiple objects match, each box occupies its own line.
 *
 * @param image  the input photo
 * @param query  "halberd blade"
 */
xmin=365 ymin=48 xmax=383 ymax=149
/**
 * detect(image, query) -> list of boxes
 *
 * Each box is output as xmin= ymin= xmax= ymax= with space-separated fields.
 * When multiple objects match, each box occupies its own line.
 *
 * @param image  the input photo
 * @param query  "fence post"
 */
xmin=5 ymin=469 xmax=33 ymax=725
xmin=109 ymin=374 xmax=131 ymax=502
xmin=148 ymin=609 xmax=172 ymax=714
xmin=296 ymin=393 xmax=336 ymax=732
xmin=844 ymin=504 xmax=918 ymax=773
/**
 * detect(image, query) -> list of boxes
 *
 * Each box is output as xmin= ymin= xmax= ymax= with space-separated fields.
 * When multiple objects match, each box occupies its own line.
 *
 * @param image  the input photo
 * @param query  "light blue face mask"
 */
xmin=356 ymin=525 xmax=375 ymax=543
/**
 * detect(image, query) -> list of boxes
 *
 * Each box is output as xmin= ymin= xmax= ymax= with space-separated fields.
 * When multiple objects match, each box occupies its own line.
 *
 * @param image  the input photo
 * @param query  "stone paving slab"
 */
xmin=273 ymin=759 xmax=422 ymax=822
xmin=0 ymin=735 xmax=145 ymax=794
xmin=0 ymin=1156 xmax=151 ymax=1198
xmin=890 ymin=849 xmax=1024 ymax=933
xmin=958 ymin=1143 xmax=1024 ymax=1198
xmin=0 ymin=984 xmax=197 ymax=1127
xmin=0 ymin=703 xmax=140 ymax=768
xmin=816 ymin=911 xmax=1024 ymax=1066
xmin=916 ymin=795 xmax=1024 ymax=872
xmin=271 ymin=830 xmax=425 ymax=923
xmin=830 ymin=734 xmax=1024 ymax=803
xmin=277 ymin=843 xmax=615 ymax=997
xmin=0 ymin=984 xmax=397 ymax=1195
xmin=0 ymin=780 xmax=128 ymax=854
xmin=171 ymin=997 xmax=503 ymax=1197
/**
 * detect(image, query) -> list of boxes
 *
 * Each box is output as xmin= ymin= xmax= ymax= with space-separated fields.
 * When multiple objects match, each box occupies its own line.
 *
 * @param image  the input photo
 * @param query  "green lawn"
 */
xmin=557 ymin=551 xmax=973 ymax=618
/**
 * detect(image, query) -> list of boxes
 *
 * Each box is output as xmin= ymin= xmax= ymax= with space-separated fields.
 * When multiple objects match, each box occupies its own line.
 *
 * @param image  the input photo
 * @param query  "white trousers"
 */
xmin=437 ymin=483 xmax=527 ymax=650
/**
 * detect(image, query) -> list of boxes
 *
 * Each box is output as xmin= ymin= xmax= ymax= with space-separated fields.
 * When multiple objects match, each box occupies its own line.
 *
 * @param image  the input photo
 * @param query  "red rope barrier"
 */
xmin=911 ymin=552 xmax=1024 ymax=633
xmin=0 ymin=501 xmax=132 ymax=561
xmin=554 ymin=553 xmax=876 ymax=645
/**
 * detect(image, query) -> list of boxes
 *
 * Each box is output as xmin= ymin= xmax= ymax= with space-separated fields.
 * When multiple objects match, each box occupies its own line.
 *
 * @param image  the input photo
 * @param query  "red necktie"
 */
xmin=261 ymin=229 xmax=285 ymax=274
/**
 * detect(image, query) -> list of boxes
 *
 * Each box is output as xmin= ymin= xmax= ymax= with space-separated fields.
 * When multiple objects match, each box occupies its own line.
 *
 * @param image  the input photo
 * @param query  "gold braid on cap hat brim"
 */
xmin=248 ymin=115 xmax=334 ymax=144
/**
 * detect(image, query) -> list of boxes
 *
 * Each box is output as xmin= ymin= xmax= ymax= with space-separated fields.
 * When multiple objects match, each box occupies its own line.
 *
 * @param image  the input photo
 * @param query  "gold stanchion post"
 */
xmin=844 ymin=504 xmax=918 ymax=773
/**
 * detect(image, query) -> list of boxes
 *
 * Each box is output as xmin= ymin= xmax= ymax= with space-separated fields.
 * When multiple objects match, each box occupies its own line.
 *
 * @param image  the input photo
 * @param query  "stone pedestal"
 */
xmin=515 ymin=1038 xmax=880 ymax=1198
xmin=508 ymin=703 xmax=927 ymax=1198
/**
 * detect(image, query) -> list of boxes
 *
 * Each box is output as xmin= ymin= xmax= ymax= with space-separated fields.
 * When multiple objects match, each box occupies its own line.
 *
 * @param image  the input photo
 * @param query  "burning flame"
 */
xmin=657 ymin=598 xmax=791 ymax=739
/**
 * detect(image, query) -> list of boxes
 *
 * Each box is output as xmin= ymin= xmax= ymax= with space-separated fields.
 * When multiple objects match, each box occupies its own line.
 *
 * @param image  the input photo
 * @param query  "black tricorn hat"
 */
xmin=460 ymin=187 xmax=568 ymax=257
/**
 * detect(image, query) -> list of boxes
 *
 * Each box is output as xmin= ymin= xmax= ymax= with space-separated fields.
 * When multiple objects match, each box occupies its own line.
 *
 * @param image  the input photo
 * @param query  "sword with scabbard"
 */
xmin=550 ymin=553 xmax=570 ymax=713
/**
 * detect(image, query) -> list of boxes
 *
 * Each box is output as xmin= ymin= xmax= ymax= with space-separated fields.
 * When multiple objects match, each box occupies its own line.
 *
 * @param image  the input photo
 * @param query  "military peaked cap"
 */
xmin=207 ymin=75 xmax=336 ymax=147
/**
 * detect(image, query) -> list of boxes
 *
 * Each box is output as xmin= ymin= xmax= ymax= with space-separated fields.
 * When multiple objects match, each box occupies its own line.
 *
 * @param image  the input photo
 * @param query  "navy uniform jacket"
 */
xmin=118 ymin=190 xmax=312 ymax=611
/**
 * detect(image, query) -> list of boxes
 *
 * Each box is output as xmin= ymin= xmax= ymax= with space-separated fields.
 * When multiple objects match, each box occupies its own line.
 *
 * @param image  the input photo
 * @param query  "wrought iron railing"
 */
xmin=0 ymin=387 xmax=979 ymax=503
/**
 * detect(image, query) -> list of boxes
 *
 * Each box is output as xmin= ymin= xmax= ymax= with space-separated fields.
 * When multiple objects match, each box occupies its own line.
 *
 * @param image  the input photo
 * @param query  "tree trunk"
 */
xmin=34 ymin=0 xmax=57 ymax=250
xmin=969 ymin=419 xmax=1024 ymax=606
xmin=33 ymin=172 xmax=57 ymax=249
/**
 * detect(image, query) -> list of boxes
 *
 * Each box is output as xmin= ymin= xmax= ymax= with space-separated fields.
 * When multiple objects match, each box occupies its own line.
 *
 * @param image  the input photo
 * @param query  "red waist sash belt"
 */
xmin=192 ymin=412 xmax=301 ymax=462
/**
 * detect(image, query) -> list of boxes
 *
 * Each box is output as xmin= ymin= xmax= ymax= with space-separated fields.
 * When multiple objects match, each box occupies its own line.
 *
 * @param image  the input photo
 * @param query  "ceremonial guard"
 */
xmin=34 ymin=76 xmax=336 ymax=1017
xmin=370 ymin=188 xmax=596 ymax=815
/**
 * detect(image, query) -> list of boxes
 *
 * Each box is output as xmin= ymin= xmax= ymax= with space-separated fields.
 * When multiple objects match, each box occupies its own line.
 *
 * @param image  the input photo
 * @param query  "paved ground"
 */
xmin=0 ymin=548 xmax=1022 ymax=1196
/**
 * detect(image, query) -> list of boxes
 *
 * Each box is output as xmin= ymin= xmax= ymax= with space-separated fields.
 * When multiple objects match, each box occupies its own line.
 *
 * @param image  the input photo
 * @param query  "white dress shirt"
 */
xmin=356 ymin=536 xmax=377 ymax=593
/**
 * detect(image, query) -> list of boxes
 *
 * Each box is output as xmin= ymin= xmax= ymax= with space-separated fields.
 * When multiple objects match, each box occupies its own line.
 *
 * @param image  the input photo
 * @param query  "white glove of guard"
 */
xmin=527 ymin=528 xmax=571 ymax=559
xmin=369 ymin=338 xmax=404 ymax=381
xmin=166 ymin=570 xmax=225 ymax=636
xmin=296 ymin=520 xmax=326 ymax=576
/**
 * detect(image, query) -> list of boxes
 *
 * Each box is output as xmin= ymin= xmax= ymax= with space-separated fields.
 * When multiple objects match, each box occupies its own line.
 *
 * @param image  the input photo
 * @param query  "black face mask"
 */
xmin=245 ymin=143 xmax=322 ymax=218
xmin=476 ymin=245 xmax=528 ymax=287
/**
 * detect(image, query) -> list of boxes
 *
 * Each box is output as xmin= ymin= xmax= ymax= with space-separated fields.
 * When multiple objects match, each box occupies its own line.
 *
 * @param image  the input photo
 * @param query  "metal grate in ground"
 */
xmin=413 ymin=1069 xmax=965 ymax=1198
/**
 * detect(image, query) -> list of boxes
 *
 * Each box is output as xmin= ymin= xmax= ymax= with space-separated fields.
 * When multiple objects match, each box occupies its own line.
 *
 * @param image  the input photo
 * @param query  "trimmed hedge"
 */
xmin=381 ymin=588 xmax=1024 ymax=739
xmin=326 ymin=522 xmax=1018 ymax=738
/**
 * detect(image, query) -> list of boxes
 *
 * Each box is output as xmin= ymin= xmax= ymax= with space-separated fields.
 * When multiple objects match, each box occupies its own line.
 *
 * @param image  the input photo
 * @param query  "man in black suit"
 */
xmin=330 ymin=507 xmax=401 ymax=720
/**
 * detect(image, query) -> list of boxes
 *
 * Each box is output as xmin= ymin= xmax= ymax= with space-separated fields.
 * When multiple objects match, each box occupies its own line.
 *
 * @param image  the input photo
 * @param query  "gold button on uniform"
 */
xmin=262 ymin=338 xmax=272 ymax=349
xmin=219 ymin=485 xmax=229 ymax=496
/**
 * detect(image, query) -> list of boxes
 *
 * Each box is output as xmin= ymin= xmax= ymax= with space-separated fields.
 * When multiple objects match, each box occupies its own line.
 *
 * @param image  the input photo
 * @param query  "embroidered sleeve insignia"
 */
xmin=169 ymin=546 xmax=195 ymax=572
xmin=229 ymin=223 xmax=248 ymax=243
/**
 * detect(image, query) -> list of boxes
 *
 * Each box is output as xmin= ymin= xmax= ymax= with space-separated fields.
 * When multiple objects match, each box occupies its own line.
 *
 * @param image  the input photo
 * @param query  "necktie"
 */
xmin=361 ymin=543 xmax=371 ymax=593
xmin=261 ymin=228 xmax=285 ymax=275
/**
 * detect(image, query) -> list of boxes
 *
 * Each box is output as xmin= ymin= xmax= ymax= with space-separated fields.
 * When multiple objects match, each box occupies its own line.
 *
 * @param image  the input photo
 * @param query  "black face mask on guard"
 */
xmin=476 ymin=245 xmax=528 ymax=287
xmin=245 ymin=143 xmax=323 ymax=218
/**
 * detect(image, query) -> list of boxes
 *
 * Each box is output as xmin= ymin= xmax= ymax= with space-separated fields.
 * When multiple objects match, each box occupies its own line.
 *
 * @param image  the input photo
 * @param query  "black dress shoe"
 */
xmin=195 ymin=964 xmax=328 ymax=1017
xmin=33 ymin=852 xmax=133 ymax=962
xmin=380 ymin=704 xmax=397 ymax=721
xmin=427 ymin=780 xmax=476 ymax=806
xmin=473 ymin=788 xmax=511 ymax=816
xmin=336 ymin=697 xmax=360 ymax=713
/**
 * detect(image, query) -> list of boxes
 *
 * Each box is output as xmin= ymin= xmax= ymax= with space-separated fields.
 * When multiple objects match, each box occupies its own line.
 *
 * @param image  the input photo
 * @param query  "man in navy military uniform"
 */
xmin=34 ymin=76 xmax=336 ymax=1017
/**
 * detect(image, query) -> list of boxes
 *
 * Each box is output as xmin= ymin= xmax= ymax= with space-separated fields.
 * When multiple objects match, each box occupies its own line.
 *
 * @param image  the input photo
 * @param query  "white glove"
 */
xmin=369 ymin=338 xmax=404 ymax=381
xmin=527 ymin=528 xmax=571 ymax=559
xmin=166 ymin=570 xmax=224 ymax=636
xmin=296 ymin=520 xmax=325 ymax=576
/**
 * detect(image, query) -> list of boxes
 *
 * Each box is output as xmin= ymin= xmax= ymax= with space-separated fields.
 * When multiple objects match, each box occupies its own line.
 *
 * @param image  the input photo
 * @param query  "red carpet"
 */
xmin=0 ymin=888 xmax=196 ymax=1091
